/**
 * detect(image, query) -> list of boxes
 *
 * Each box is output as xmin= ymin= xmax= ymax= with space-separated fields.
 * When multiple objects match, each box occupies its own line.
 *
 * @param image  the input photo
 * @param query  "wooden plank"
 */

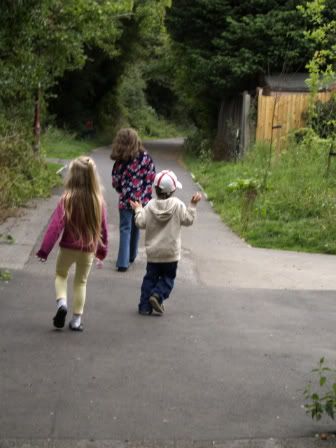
xmin=256 ymin=90 xmax=333 ymax=147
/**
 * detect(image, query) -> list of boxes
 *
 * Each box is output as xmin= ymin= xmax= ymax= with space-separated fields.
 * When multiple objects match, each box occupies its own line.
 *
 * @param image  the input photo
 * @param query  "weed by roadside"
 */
xmin=304 ymin=357 xmax=336 ymax=422
xmin=0 ymin=269 xmax=12 ymax=281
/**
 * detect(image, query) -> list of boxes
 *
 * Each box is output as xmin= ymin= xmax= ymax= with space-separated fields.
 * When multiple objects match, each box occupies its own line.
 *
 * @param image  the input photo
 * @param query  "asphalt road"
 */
xmin=0 ymin=140 xmax=335 ymax=447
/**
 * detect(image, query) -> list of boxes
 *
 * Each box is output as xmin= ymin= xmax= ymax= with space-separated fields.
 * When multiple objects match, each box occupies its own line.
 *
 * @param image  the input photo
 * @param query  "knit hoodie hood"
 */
xmin=146 ymin=197 xmax=179 ymax=222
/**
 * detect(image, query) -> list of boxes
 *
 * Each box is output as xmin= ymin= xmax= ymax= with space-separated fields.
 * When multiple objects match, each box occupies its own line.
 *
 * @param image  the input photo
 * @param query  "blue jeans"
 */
xmin=117 ymin=209 xmax=140 ymax=269
xmin=139 ymin=262 xmax=178 ymax=312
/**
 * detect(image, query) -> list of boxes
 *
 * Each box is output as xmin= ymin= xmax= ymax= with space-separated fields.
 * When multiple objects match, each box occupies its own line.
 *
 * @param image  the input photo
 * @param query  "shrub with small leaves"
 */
xmin=304 ymin=357 xmax=336 ymax=421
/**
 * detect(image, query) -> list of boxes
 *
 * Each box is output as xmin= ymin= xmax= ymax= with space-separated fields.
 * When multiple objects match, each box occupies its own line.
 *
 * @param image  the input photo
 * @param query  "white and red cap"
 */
xmin=154 ymin=170 xmax=182 ymax=194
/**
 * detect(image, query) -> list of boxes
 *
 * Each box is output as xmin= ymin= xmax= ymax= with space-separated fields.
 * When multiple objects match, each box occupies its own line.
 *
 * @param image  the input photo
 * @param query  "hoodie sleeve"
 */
xmin=179 ymin=202 xmax=197 ymax=227
xmin=36 ymin=199 xmax=65 ymax=260
xmin=134 ymin=206 xmax=147 ymax=229
xmin=95 ymin=203 xmax=108 ymax=260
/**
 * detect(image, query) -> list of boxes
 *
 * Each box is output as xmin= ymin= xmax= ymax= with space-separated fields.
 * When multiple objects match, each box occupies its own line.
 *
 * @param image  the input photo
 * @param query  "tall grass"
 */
xmin=41 ymin=127 xmax=101 ymax=159
xmin=186 ymin=131 xmax=336 ymax=254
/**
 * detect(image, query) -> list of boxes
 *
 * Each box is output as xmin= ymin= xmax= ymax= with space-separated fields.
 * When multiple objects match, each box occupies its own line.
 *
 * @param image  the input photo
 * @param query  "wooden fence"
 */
xmin=256 ymin=91 xmax=331 ymax=150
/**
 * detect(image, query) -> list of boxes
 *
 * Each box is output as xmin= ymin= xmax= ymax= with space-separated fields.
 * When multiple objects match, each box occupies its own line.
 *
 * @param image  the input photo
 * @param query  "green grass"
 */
xmin=140 ymin=116 xmax=188 ymax=140
xmin=185 ymin=133 xmax=336 ymax=254
xmin=41 ymin=127 xmax=101 ymax=159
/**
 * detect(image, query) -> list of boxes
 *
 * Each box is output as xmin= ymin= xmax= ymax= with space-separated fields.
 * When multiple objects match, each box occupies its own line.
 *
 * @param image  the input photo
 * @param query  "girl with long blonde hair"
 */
xmin=36 ymin=156 xmax=108 ymax=331
xmin=111 ymin=128 xmax=155 ymax=272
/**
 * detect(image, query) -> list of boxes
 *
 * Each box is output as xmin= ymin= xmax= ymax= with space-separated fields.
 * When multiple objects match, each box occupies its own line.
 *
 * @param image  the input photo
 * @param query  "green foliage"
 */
xmin=299 ymin=0 xmax=336 ymax=122
xmin=227 ymin=178 xmax=261 ymax=231
xmin=97 ymin=61 xmax=186 ymax=140
xmin=49 ymin=0 xmax=175 ymax=135
xmin=227 ymin=178 xmax=261 ymax=193
xmin=0 ymin=0 xmax=137 ymax=137
xmin=311 ymin=96 xmax=336 ymax=138
xmin=166 ymin=0 xmax=313 ymax=130
xmin=185 ymin=131 xmax=336 ymax=253
xmin=41 ymin=127 xmax=100 ymax=159
xmin=0 ymin=270 xmax=12 ymax=282
xmin=0 ymin=132 xmax=61 ymax=212
xmin=0 ymin=0 xmax=132 ymax=97
xmin=0 ymin=234 xmax=15 ymax=244
xmin=184 ymin=129 xmax=213 ymax=160
xmin=304 ymin=357 xmax=336 ymax=421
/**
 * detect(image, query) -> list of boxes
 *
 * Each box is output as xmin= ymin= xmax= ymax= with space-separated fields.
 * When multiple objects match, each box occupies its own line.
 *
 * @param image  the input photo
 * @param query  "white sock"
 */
xmin=56 ymin=298 xmax=67 ymax=309
xmin=70 ymin=314 xmax=81 ymax=328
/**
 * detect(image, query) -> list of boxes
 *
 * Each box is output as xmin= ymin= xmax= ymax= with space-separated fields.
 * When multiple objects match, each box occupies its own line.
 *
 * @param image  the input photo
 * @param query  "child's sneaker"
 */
xmin=69 ymin=315 xmax=83 ymax=331
xmin=53 ymin=306 xmax=67 ymax=329
xmin=149 ymin=295 xmax=164 ymax=314
xmin=138 ymin=305 xmax=153 ymax=316
xmin=69 ymin=321 xmax=84 ymax=331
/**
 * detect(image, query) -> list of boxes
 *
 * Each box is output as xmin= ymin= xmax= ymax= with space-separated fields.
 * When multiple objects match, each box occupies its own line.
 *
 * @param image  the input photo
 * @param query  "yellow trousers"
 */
xmin=55 ymin=248 xmax=94 ymax=315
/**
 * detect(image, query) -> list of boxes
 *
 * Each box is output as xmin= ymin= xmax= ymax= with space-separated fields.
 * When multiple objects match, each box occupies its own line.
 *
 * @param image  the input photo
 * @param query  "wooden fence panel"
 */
xmin=256 ymin=92 xmax=332 ymax=149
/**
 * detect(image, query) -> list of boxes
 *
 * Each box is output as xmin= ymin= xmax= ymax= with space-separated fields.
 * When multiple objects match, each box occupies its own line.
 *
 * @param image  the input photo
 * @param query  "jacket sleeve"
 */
xmin=134 ymin=206 xmax=147 ymax=229
xmin=143 ymin=154 xmax=156 ymax=191
xmin=179 ymin=202 xmax=197 ymax=227
xmin=112 ymin=161 xmax=122 ymax=193
xmin=96 ymin=203 xmax=108 ymax=260
xmin=36 ymin=200 xmax=65 ymax=260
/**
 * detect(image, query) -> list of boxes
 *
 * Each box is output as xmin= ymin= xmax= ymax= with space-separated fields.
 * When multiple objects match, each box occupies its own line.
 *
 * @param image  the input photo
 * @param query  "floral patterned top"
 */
xmin=112 ymin=151 xmax=156 ymax=210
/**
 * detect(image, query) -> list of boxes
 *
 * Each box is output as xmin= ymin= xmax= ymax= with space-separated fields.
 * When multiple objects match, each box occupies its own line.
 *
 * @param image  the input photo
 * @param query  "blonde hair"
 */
xmin=63 ymin=156 xmax=104 ymax=250
xmin=110 ymin=128 xmax=144 ymax=161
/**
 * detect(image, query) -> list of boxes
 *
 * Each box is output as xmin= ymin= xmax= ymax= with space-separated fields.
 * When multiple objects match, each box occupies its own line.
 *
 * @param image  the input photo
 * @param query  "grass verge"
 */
xmin=185 ymin=131 xmax=336 ymax=254
xmin=41 ymin=127 xmax=102 ymax=159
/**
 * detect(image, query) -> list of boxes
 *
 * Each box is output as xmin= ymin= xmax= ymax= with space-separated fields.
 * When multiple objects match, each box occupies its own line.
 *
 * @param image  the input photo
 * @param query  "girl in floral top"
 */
xmin=111 ymin=128 xmax=155 ymax=272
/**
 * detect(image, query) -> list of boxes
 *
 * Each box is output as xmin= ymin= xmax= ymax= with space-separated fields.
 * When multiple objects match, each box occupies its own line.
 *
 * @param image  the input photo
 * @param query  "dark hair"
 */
xmin=155 ymin=186 xmax=173 ymax=199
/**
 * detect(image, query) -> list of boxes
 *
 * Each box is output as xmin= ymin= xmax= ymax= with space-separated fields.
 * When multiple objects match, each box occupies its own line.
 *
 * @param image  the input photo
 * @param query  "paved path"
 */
xmin=0 ymin=140 xmax=335 ymax=447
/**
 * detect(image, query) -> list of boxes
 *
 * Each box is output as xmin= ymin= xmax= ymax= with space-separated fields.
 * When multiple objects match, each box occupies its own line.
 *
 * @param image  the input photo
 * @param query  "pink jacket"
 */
xmin=36 ymin=199 xmax=108 ymax=260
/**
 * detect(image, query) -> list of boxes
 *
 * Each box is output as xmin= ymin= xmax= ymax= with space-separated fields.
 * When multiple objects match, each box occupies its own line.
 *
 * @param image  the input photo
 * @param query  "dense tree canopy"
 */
xmin=166 ymin=0 xmax=315 ymax=128
xmin=0 ymin=1 xmax=132 ymax=98
xmin=0 ymin=0 xmax=171 ymax=133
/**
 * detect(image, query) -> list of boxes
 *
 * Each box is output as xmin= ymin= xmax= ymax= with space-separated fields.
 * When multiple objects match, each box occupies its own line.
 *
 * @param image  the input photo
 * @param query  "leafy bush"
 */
xmin=311 ymin=96 xmax=336 ymax=139
xmin=0 ymin=132 xmax=61 ymax=214
xmin=184 ymin=129 xmax=213 ymax=160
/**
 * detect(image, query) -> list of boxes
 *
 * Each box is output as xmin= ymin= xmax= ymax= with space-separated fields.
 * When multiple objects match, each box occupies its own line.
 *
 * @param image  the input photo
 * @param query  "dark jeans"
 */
xmin=117 ymin=209 xmax=140 ymax=269
xmin=139 ymin=261 xmax=178 ymax=312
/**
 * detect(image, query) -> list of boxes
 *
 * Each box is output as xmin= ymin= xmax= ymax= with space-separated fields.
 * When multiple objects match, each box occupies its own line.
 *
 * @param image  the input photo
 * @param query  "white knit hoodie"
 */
xmin=134 ymin=196 xmax=197 ymax=262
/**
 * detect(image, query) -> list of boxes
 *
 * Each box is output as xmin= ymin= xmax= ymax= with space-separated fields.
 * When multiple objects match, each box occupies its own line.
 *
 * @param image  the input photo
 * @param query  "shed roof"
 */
xmin=264 ymin=73 xmax=310 ymax=92
xmin=264 ymin=73 xmax=336 ymax=92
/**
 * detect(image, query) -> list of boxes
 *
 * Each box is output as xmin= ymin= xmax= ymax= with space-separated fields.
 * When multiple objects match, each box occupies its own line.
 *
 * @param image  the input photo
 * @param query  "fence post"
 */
xmin=241 ymin=91 xmax=251 ymax=153
xmin=33 ymin=83 xmax=41 ymax=154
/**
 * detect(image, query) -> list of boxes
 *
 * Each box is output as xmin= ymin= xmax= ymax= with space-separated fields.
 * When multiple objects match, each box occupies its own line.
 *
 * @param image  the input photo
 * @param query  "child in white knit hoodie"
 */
xmin=130 ymin=170 xmax=201 ymax=315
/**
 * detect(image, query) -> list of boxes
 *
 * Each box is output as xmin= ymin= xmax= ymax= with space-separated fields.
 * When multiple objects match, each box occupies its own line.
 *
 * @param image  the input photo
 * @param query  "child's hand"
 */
xmin=191 ymin=192 xmax=202 ymax=204
xmin=130 ymin=200 xmax=141 ymax=210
